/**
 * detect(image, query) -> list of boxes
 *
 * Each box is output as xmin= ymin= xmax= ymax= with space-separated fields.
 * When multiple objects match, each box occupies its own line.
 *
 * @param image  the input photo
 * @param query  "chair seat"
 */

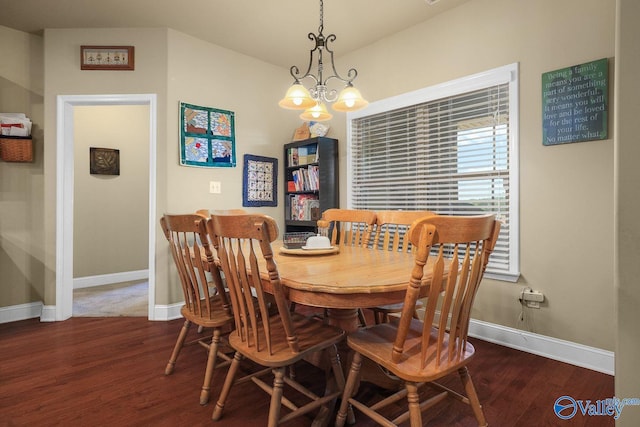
xmin=180 ymin=295 xmax=233 ymax=328
xmin=347 ymin=318 xmax=475 ymax=383
xmin=229 ymin=312 xmax=345 ymax=367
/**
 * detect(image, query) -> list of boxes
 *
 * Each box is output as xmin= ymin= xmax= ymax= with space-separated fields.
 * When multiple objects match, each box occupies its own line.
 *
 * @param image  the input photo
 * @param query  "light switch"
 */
xmin=209 ymin=181 xmax=221 ymax=194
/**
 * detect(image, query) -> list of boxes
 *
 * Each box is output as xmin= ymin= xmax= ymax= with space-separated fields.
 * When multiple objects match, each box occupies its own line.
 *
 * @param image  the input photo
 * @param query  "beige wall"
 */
xmin=40 ymin=27 xmax=299 ymax=306
xmin=0 ymin=26 xmax=45 ymax=307
xmin=73 ymin=105 xmax=149 ymax=278
xmin=334 ymin=0 xmax=616 ymax=351
xmin=616 ymin=0 xmax=640 ymax=424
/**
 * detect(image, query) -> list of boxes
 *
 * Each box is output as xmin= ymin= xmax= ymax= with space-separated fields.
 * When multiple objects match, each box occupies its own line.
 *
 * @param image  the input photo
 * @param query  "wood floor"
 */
xmin=0 ymin=315 xmax=614 ymax=426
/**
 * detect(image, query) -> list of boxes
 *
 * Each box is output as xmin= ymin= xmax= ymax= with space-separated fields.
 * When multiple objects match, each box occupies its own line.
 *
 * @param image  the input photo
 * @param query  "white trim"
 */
xmin=73 ymin=270 xmax=149 ymax=289
xmin=468 ymin=318 xmax=614 ymax=375
xmin=40 ymin=306 xmax=57 ymax=322
xmin=153 ymin=303 xmax=183 ymax=321
xmin=55 ymin=94 xmax=157 ymax=321
xmin=6 ymin=301 xmax=180 ymax=323
xmin=0 ymin=302 xmax=43 ymax=324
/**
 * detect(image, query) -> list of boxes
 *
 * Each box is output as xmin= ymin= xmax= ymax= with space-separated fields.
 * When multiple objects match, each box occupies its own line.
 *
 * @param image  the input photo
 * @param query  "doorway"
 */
xmin=55 ymin=94 xmax=157 ymax=321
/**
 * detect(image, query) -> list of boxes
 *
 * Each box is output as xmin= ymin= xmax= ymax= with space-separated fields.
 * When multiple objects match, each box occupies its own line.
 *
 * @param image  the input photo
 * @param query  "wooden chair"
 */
xmin=336 ymin=214 xmax=501 ymax=427
xmin=207 ymin=214 xmax=348 ymax=427
xmin=316 ymin=208 xmax=377 ymax=326
xmin=318 ymin=208 xmax=377 ymax=248
xmin=369 ymin=210 xmax=436 ymax=324
xmin=160 ymin=214 xmax=234 ymax=405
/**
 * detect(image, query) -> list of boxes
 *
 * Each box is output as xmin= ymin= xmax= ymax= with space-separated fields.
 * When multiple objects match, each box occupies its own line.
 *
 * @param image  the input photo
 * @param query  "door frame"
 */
xmin=55 ymin=94 xmax=157 ymax=321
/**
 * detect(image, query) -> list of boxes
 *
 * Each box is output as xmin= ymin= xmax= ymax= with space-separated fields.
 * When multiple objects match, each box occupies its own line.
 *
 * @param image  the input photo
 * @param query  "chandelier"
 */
xmin=278 ymin=0 xmax=368 ymax=121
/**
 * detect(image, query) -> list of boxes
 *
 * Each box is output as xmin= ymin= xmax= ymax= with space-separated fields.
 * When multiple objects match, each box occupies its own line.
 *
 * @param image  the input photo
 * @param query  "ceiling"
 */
xmin=0 ymin=0 xmax=469 ymax=69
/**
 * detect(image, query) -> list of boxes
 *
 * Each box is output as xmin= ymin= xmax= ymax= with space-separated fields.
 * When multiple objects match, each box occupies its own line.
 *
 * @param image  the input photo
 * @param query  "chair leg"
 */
xmin=458 ymin=367 xmax=488 ymax=427
xmin=212 ymin=352 xmax=243 ymax=421
xmin=336 ymin=352 xmax=363 ymax=427
xmin=327 ymin=345 xmax=355 ymax=424
xmin=165 ymin=319 xmax=191 ymax=375
xmin=406 ymin=381 xmax=422 ymax=427
xmin=357 ymin=308 xmax=367 ymax=327
xmin=267 ymin=368 xmax=286 ymax=427
xmin=200 ymin=328 xmax=222 ymax=405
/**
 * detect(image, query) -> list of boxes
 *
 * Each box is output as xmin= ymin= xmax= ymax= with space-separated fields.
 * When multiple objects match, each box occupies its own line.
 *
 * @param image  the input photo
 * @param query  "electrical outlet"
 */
xmin=522 ymin=289 xmax=544 ymax=302
xmin=209 ymin=181 xmax=221 ymax=194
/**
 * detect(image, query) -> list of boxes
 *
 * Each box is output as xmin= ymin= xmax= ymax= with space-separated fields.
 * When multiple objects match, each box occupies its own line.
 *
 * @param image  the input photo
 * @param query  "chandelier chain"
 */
xmin=319 ymin=0 xmax=324 ymax=34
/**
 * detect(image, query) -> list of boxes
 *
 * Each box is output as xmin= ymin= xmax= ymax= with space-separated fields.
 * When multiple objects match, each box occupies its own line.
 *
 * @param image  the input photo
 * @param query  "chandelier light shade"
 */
xmin=332 ymin=84 xmax=369 ymax=112
xmin=278 ymin=82 xmax=316 ymax=110
xmin=299 ymin=102 xmax=333 ymax=121
xmin=279 ymin=0 xmax=368 ymax=121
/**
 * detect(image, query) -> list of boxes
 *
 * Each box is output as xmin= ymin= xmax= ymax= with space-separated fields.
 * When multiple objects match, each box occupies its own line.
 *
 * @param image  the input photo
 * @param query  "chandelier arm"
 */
xmin=288 ymin=33 xmax=321 ymax=87
xmin=322 ymin=34 xmax=358 ymax=86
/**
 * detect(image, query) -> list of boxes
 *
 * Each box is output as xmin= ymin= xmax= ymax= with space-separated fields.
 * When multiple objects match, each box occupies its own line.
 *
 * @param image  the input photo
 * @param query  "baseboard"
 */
xmin=152 ymin=303 xmax=183 ymax=321
xmin=73 ymin=270 xmax=149 ymax=289
xmin=468 ymin=318 xmax=614 ymax=375
xmin=2 ymin=301 xmax=614 ymax=375
xmin=0 ymin=302 xmax=43 ymax=324
xmin=40 ymin=305 xmax=57 ymax=322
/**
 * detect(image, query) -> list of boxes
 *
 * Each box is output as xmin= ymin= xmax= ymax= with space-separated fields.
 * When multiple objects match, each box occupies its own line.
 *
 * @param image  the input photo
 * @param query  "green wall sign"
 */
xmin=542 ymin=58 xmax=608 ymax=146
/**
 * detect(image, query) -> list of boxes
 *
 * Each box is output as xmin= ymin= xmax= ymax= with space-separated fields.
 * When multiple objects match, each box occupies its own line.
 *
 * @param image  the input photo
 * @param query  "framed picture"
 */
xmin=243 ymin=154 xmax=277 ymax=207
xmin=179 ymin=102 xmax=236 ymax=168
xmin=81 ymin=46 xmax=135 ymax=70
xmin=90 ymin=147 xmax=120 ymax=175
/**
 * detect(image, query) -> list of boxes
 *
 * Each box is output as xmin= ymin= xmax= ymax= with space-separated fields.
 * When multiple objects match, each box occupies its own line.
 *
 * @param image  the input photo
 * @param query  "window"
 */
xmin=348 ymin=64 xmax=519 ymax=281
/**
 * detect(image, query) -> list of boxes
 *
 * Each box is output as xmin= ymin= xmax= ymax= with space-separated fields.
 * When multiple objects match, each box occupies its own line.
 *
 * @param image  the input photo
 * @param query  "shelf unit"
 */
xmin=284 ymin=137 xmax=338 ymax=233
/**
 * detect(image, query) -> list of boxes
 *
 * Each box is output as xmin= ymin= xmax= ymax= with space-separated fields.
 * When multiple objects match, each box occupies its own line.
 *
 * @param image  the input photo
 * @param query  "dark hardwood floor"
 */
xmin=0 ymin=314 xmax=614 ymax=426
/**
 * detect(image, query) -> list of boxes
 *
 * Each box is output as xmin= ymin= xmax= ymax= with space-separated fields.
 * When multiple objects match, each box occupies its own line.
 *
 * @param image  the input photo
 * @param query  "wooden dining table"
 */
xmin=264 ymin=241 xmax=434 ymax=334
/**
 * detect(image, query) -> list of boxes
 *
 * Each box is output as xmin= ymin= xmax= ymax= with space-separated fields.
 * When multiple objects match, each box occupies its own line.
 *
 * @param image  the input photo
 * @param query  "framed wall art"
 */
xmin=90 ymin=147 xmax=120 ymax=175
xmin=179 ymin=102 xmax=236 ymax=168
xmin=80 ymin=46 xmax=135 ymax=70
xmin=242 ymin=154 xmax=277 ymax=207
xmin=542 ymin=58 xmax=608 ymax=146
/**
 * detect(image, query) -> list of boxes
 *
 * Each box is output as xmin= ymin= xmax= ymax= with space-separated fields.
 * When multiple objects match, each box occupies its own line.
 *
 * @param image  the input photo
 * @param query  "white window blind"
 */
xmin=348 ymin=64 xmax=519 ymax=281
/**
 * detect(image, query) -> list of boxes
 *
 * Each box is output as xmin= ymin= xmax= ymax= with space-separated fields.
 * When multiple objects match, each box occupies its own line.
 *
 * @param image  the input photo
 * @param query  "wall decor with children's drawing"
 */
xmin=243 ymin=154 xmax=278 ymax=207
xmin=179 ymin=102 xmax=236 ymax=167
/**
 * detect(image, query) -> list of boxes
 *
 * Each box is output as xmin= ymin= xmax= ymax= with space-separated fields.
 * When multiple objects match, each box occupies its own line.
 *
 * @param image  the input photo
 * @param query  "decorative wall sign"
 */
xmin=542 ymin=58 xmax=608 ymax=146
xmin=90 ymin=147 xmax=120 ymax=175
xmin=179 ymin=102 xmax=236 ymax=168
xmin=242 ymin=154 xmax=277 ymax=207
xmin=81 ymin=46 xmax=135 ymax=70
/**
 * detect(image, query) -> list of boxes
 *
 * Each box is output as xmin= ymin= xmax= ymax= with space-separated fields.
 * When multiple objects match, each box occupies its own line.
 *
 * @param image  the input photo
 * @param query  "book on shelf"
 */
xmin=290 ymin=164 xmax=320 ymax=192
xmin=298 ymin=146 xmax=308 ymax=165
xmin=308 ymin=145 xmax=318 ymax=163
xmin=288 ymin=147 xmax=299 ymax=166
xmin=288 ymin=194 xmax=320 ymax=221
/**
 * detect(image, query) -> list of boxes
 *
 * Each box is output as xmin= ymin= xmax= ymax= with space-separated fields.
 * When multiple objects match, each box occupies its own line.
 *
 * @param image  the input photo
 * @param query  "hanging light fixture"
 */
xmin=278 ymin=0 xmax=368 ymax=121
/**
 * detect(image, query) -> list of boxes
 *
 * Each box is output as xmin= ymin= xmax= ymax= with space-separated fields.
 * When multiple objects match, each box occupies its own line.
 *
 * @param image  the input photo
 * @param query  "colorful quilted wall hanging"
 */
xmin=179 ymin=102 xmax=236 ymax=167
